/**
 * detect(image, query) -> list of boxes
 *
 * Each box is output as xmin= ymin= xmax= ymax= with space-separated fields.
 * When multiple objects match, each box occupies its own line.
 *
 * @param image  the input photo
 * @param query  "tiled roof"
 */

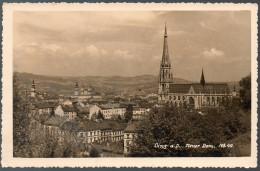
xmin=60 ymin=121 xmax=81 ymax=132
xmin=106 ymin=122 xmax=127 ymax=131
xmin=44 ymin=116 xmax=68 ymax=126
xmin=191 ymin=83 xmax=230 ymax=94
xmin=124 ymin=122 xmax=139 ymax=133
xmin=169 ymin=83 xmax=230 ymax=94
xmin=62 ymin=105 xmax=76 ymax=112
xmin=169 ymin=84 xmax=191 ymax=94
xmin=37 ymin=103 xmax=56 ymax=109
xmin=76 ymin=106 xmax=90 ymax=114
xmin=99 ymin=103 xmax=120 ymax=110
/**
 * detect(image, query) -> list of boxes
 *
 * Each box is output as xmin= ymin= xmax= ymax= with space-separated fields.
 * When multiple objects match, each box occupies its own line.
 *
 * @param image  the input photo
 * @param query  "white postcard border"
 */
xmin=1 ymin=3 xmax=258 ymax=168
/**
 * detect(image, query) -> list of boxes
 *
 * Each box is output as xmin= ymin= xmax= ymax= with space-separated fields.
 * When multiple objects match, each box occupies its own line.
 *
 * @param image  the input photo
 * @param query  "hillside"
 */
xmin=17 ymin=72 xmax=239 ymax=95
xmin=17 ymin=72 xmax=190 ymax=94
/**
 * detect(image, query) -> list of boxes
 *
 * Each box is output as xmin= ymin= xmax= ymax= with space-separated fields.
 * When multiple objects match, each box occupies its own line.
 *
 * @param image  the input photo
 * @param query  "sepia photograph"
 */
xmin=1 ymin=3 xmax=258 ymax=168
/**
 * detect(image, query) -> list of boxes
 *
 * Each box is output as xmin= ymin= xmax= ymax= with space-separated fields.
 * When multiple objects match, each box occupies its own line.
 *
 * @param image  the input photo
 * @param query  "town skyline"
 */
xmin=14 ymin=11 xmax=251 ymax=82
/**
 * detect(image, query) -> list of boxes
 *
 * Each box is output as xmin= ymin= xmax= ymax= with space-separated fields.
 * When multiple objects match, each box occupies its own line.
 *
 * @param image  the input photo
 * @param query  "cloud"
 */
xmin=13 ymin=11 xmax=251 ymax=81
xmin=203 ymin=48 xmax=225 ymax=58
xmin=71 ymin=45 xmax=108 ymax=59
xmin=41 ymin=43 xmax=61 ymax=52
xmin=113 ymin=49 xmax=135 ymax=59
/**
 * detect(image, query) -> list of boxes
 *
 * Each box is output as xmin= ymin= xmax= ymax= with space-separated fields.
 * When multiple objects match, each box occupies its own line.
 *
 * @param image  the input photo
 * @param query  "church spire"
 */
xmin=164 ymin=22 xmax=167 ymax=37
xmin=161 ymin=22 xmax=170 ymax=67
xmin=200 ymin=68 xmax=205 ymax=87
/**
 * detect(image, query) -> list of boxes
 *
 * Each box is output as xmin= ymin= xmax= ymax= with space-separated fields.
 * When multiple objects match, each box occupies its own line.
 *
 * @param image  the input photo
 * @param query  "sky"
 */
xmin=13 ymin=11 xmax=251 ymax=82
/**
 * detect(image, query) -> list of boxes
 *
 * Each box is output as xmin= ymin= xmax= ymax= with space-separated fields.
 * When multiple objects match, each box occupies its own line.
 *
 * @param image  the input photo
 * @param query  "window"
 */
xmin=126 ymin=140 xmax=131 ymax=146
xmin=174 ymin=96 xmax=176 ymax=100
xmin=178 ymin=96 xmax=180 ymax=100
xmin=79 ymin=132 xmax=83 ymax=137
xmin=126 ymin=134 xmax=130 ymax=138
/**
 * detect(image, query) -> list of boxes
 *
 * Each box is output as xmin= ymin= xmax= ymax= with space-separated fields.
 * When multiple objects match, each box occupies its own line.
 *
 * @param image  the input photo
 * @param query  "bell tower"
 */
xmin=158 ymin=23 xmax=173 ymax=102
xmin=30 ymin=79 xmax=36 ymax=98
xmin=74 ymin=82 xmax=79 ymax=96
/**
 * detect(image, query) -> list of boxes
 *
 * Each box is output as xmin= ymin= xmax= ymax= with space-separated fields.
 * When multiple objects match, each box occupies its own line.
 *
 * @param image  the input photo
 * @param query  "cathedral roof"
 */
xmin=169 ymin=83 xmax=230 ymax=94
xmin=169 ymin=84 xmax=192 ymax=93
xmin=191 ymin=83 xmax=230 ymax=94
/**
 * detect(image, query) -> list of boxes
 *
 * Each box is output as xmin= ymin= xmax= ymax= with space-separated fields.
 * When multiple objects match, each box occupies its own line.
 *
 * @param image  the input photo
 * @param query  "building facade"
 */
xmin=158 ymin=24 xmax=234 ymax=109
xmin=74 ymin=83 xmax=101 ymax=99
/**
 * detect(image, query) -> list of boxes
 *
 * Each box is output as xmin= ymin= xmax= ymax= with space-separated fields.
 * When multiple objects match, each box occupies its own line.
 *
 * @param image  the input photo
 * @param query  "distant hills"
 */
xmin=16 ymin=72 xmax=239 ymax=95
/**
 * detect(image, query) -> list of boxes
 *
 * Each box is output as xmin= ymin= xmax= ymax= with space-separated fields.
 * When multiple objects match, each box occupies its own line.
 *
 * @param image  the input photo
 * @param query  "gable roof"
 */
xmin=169 ymin=83 xmax=230 ymax=94
xmin=106 ymin=122 xmax=127 ymax=131
xmin=124 ymin=122 xmax=139 ymax=133
xmin=62 ymin=105 xmax=77 ymax=112
xmin=37 ymin=103 xmax=56 ymax=109
xmin=169 ymin=84 xmax=192 ymax=94
xmin=60 ymin=121 xmax=81 ymax=132
xmin=191 ymin=83 xmax=230 ymax=94
xmin=44 ymin=116 xmax=68 ymax=126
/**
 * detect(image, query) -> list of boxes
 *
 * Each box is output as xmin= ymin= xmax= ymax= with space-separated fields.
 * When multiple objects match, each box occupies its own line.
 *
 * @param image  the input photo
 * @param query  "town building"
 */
xmin=73 ymin=83 xmax=102 ymax=99
xmin=55 ymin=104 xmax=77 ymax=120
xmin=43 ymin=118 xmax=126 ymax=144
xmin=89 ymin=104 xmax=126 ymax=120
xmin=158 ymin=23 xmax=235 ymax=109
xmin=123 ymin=123 xmax=138 ymax=155
xmin=37 ymin=103 xmax=55 ymax=115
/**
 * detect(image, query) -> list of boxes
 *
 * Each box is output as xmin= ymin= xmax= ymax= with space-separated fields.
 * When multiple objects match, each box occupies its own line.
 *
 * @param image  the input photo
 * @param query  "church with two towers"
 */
xmin=158 ymin=24 xmax=235 ymax=109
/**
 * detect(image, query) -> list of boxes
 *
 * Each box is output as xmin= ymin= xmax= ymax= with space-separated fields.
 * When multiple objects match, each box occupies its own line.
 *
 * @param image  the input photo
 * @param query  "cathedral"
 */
xmin=158 ymin=24 xmax=235 ymax=109
xmin=74 ymin=83 xmax=101 ymax=99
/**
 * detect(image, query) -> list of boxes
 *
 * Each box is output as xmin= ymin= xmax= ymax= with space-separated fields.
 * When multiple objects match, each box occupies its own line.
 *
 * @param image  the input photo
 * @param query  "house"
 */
xmin=76 ymin=106 xmax=90 ymax=120
xmin=124 ymin=123 xmax=138 ymax=154
xmin=55 ymin=104 xmax=77 ymax=120
xmin=43 ymin=116 xmax=69 ymax=137
xmin=37 ymin=103 xmax=55 ymax=115
xmin=132 ymin=104 xmax=151 ymax=120
xmin=89 ymin=105 xmax=101 ymax=119
xmin=89 ymin=104 xmax=126 ymax=120
xmin=107 ymin=122 xmax=126 ymax=142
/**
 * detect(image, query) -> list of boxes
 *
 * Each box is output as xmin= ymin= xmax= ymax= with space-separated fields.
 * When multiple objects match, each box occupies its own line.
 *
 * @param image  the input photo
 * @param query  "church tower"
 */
xmin=30 ymin=79 xmax=36 ymax=98
xmin=74 ymin=82 xmax=79 ymax=96
xmin=158 ymin=23 xmax=173 ymax=102
xmin=80 ymin=84 xmax=84 ymax=95
xmin=200 ymin=68 xmax=205 ymax=87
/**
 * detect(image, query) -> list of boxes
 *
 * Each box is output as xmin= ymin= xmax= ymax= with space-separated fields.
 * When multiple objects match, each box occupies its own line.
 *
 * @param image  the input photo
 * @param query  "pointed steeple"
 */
xmin=200 ymin=68 xmax=205 ymax=87
xmin=164 ymin=22 xmax=167 ymax=37
xmin=161 ymin=22 xmax=170 ymax=67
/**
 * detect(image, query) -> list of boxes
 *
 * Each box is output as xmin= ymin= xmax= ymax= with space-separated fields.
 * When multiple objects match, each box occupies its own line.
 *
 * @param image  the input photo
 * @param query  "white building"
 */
xmin=124 ymin=123 xmax=138 ymax=155
xmin=55 ymin=104 xmax=77 ymax=120
xmin=89 ymin=104 xmax=126 ymax=120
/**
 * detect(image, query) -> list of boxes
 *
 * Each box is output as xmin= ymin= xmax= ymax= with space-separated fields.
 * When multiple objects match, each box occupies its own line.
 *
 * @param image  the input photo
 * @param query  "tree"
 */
xmin=239 ymin=74 xmax=251 ymax=109
xmin=90 ymin=147 xmax=99 ymax=157
xmin=91 ymin=112 xmax=97 ymax=120
xmin=97 ymin=110 xmax=104 ymax=120
xmin=125 ymin=105 xmax=133 ymax=123
xmin=13 ymin=72 xmax=32 ymax=157
xmin=130 ymin=105 xmax=248 ymax=157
